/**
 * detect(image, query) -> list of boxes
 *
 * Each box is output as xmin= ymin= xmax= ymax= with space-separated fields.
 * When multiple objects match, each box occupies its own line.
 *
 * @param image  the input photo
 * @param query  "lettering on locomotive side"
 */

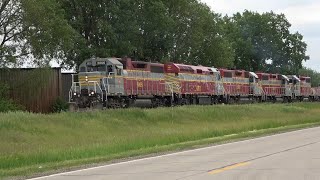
xmin=196 ymin=85 xmax=202 ymax=92
xmin=137 ymin=81 xmax=143 ymax=88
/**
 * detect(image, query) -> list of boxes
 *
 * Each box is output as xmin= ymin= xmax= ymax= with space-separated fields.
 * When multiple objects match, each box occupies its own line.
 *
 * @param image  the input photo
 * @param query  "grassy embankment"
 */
xmin=1 ymin=103 xmax=320 ymax=179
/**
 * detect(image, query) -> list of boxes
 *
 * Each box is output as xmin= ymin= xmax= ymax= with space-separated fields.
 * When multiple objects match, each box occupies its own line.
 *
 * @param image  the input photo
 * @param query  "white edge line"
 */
xmin=28 ymin=126 xmax=320 ymax=180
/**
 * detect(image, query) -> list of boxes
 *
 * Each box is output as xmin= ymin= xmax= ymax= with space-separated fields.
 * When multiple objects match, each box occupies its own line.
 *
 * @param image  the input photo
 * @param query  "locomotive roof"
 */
xmin=218 ymin=68 xmax=246 ymax=72
xmin=81 ymin=57 xmax=123 ymax=66
xmin=292 ymin=75 xmax=301 ymax=82
xmin=249 ymin=72 xmax=258 ymax=78
xmin=210 ymin=68 xmax=219 ymax=73
xmin=167 ymin=63 xmax=213 ymax=74
xmin=150 ymin=62 xmax=164 ymax=66
xmin=282 ymin=75 xmax=290 ymax=81
xmin=300 ymin=76 xmax=311 ymax=79
xmin=107 ymin=58 xmax=123 ymax=66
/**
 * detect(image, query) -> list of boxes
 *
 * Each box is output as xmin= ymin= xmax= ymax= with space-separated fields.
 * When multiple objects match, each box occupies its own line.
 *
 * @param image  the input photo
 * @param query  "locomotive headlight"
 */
xmin=85 ymin=76 xmax=88 ymax=82
xmin=91 ymin=92 xmax=95 ymax=95
xmin=73 ymin=92 xmax=77 ymax=96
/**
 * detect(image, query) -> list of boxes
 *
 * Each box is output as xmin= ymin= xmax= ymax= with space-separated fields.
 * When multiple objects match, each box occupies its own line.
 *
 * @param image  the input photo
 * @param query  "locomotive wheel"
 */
xmin=235 ymin=96 xmax=240 ymax=103
xmin=151 ymin=98 xmax=158 ymax=108
xmin=211 ymin=97 xmax=219 ymax=105
xmin=210 ymin=96 xmax=215 ymax=105
xmin=165 ymin=97 xmax=173 ymax=107
xmin=299 ymin=97 xmax=303 ymax=102
xmin=228 ymin=97 xmax=235 ymax=104
xmin=309 ymin=96 xmax=315 ymax=102
xmin=222 ymin=96 xmax=229 ymax=104
xmin=124 ymin=99 xmax=132 ymax=108
xmin=151 ymin=98 xmax=164 ymax=108
xmin=252 ymin=97 xmax=259 ymax=104
xmin=249 ymin=96 xmax=253 ymax=103
xmin=180 ymin=98 xmax=187 ymax=106
xmin=195 ymin=96 xmax=200 ymax=105
xmin=214 ymin=97 xmax=219 ymax=104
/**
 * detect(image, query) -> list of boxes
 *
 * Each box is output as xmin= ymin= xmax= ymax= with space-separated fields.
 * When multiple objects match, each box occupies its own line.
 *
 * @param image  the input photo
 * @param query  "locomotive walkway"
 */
xmin=30 ymin=126 xmax=320 ymax=180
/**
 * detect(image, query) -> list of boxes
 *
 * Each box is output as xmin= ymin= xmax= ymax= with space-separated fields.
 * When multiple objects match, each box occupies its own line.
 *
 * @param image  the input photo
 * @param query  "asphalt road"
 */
xmin=31 ymin=127 xmax=320 ymax=180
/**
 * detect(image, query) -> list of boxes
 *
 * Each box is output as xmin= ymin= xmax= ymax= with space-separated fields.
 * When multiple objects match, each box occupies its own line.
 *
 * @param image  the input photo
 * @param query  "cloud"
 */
xmin=201 ymin=0 xmax=297 ymax=15
xmin=291 ymin=24 xmax=320 ymax=38
xmin=201 ymin=0 xmax=320 ymax=26
xmin=278 ymin=2 xmax=320 ymax=26
xmin=303 ymin=37 xmax=320 ymax=70
xmin=200 ymin=0 xmax=320 ymax=71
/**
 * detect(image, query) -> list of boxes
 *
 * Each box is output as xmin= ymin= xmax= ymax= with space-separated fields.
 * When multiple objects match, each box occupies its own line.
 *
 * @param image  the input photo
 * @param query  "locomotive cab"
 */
xmin=104 ymin=59 xmax=125 ymax=95
xmin=71 ymin=58 xmax=108 ymax=108
xmin=70 ymin=57 xmax=125 ymax=108
xmin=287 ymin=75 xmax=301 ymax=99
xmin=249 ymin=72 xmax=261 ymax=95
xmin=281 ymin=75 xmax=293 ymax=100
xmin=210 ymin=67 xmax=224 ymax=96
xmin=299 ymin=76 xmax=312 ymax=101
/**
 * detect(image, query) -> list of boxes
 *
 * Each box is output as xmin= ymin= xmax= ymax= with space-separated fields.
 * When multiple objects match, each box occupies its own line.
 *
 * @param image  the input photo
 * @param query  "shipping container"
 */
xmin=0 ymin=68 xmax=62 ymax=113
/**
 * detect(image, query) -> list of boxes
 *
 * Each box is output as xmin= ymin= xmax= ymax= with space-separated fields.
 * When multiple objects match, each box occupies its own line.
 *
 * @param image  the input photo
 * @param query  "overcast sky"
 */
xmin=200 ymin=0 xmax=320 ymax=72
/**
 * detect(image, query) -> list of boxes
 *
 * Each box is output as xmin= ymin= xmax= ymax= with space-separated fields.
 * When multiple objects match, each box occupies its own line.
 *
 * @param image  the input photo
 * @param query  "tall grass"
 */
xmin=1 ymin=103 xmax=320 ymax=179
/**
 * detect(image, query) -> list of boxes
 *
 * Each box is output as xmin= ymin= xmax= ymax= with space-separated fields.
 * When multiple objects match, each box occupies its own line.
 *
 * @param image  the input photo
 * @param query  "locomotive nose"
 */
xmin=81 ymin=88 xmax=89 ymax=96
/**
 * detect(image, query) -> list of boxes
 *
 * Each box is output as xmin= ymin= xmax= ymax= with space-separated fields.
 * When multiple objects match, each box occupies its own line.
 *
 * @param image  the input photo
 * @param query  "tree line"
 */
xmin=0 ymin=0 xmax=311 ymax=75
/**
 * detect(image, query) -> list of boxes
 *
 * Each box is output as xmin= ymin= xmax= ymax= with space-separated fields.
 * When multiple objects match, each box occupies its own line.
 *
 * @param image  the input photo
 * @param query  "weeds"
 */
xmin=1 ymin=103 xmax=320 ymax=179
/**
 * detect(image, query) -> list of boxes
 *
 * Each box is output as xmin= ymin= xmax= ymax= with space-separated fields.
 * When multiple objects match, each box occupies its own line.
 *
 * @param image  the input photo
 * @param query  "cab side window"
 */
xmin=80 ymin=66 xmax=86 ymax=72
xmin=107 ymin=65 xmax=113 ymax=74
xmin=217 ymin=74 xmax=221 ymax=80
xmin=116 ymin=67 xmax=122 ymax=75
xmin=249 ymin=76 xmax=254 ymax=83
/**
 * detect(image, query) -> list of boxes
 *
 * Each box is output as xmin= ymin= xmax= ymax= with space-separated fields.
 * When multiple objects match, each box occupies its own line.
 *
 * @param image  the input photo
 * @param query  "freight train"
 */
xmin=69 ymin=57 xmax=319 ymax=109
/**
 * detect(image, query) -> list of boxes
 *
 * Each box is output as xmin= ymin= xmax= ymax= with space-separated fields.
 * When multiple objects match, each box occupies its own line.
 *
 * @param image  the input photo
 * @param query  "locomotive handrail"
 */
xmin=259 ymin=85 xmax=265 ymax=96
xmin=69 ymin=82 xmax=81 ymax=103
xmin=102 ymin=77 xmax=108 ymax=92
xmin=69 ymin=74 xmax=81 ymax=103
xmin=93 ymin=81 xmax=104 ymax=101
xmin=161 ymin=82 xmax=174 ymax=104
xmin=69 ymin=79 xmax=104 ymax=102
xmin=106 ymin=72 xmax=115 ymax=93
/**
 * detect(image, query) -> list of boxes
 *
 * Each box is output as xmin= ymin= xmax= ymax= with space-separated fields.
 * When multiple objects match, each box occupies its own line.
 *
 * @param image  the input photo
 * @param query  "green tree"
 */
xmin=58 ymin=0 xmax=234 ymax=67
xmin=58 ymin=0 xmax=141 ymax=66
xmin=163 ymin=0 xmax=233 ymax=67
xmin=224 ymin=11 xmax=309 ymax=73
xmin=0 ymin=0 xmax=77 ymax=67
xmin=299 ymin=67 xmax=320 ymax=87
xmin=0 ymin=0 xmax=26 ymax=66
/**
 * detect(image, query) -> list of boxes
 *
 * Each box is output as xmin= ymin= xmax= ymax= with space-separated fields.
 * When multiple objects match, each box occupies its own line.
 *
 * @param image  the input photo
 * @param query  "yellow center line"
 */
xmin=208 ymin=162 xmax=251 ymax=175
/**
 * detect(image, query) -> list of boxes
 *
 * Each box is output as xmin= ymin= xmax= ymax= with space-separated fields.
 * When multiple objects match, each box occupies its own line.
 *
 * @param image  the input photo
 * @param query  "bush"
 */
xmin=52 ymin=97 xmax=69 ymax=113
xmin=0 ymin=99 xmax=23 ymax=112
xmin=0 ymin=83 xmax=23 ymax=112
xmin=0 ymin=83 xmax=9 ymax=99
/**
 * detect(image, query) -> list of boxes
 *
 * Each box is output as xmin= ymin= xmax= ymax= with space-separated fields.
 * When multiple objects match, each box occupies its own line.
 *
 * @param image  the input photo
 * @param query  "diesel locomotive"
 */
xmin=69 ymin=57 xmax=316 ymax=109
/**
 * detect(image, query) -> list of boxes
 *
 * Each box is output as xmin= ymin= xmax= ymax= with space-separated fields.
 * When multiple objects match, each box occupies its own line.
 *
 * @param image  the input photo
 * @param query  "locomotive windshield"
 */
xmin=79 ymin=60 xmax=107 ymax=72
xmin=87 ymin=65 xmax=106 ymax=72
